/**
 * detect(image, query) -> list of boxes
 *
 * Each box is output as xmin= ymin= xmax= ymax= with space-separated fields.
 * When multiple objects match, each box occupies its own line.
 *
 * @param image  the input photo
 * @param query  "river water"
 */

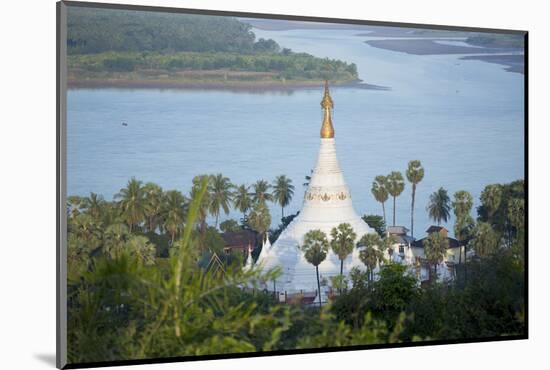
xmin=67 ymin=28 xmax=524 ymax=236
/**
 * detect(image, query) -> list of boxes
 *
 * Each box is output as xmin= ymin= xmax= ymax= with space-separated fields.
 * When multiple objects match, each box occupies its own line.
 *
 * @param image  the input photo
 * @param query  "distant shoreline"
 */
xmin=67 ymin=78 xmax=390 ymax=91
xmin=364 ymin=39 xmax=524 ymax=74
xmin=365 ymin=39 xmax=521 ymax=56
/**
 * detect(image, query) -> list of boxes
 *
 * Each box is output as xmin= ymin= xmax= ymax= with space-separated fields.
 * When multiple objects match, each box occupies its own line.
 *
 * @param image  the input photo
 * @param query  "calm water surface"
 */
xmin=67 ymin=28 xmax=524 ymax=236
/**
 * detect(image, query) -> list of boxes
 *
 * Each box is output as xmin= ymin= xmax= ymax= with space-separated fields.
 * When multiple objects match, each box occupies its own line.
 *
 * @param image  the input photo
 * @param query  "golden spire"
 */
xmin=320 ymin=80 xmax=335 ymax=138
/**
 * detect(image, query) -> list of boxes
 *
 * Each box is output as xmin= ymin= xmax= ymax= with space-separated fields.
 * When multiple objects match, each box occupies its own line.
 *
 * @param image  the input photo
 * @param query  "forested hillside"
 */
xmin=66 ymin=7 xmax=360 ymax=87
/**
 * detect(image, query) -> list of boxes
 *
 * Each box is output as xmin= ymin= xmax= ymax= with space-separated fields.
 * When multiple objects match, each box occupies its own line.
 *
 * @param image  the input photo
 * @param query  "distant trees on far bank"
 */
xmin=66 ymin=7 xmax=359 ymax=83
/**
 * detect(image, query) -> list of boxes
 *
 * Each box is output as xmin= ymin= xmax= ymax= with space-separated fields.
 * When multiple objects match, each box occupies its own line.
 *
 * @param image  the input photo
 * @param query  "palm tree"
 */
xmin=81 ymin=192 xmax=105 ymax=221
xmin=104 ymin=223 xmax=130 ymax=259
xmin=330 ymin=223 xmax=357 ymax=279
xmin=481 ymin=184 xmax=503 ymax=223
xmin=386 ymin=171 xmax=405 ymax=226
xmin=143 ymin=183 xmax=163 ymax=233
xmin=247 ymin=201 xmax=271 ymax=244
xmin=427 ymin=187 xmax=451 ymax=226
xmin=406 ymin=160 xmax=424 ymax=238
xmin=452 ymin=190 xmax=474 ymax=218
xmin=191 ymin=175 xmax=211 ymax=242
xmin=473 ymin=222 xmax=499 ymax=257
xmin=508 ymin=198 xmax=525 ymax=256
xmin=300 ymin=229 xmax=329 ymax=307
xmin=272 ymin=175 xmax=295 ymax=219
xmin=115 ymin=178 xmax=146 ymax=232
xmin=208 ymin=174 xmax=233 ymax=228
xmin=252 ymin=180 xmax=272 ymax=204
xmin=454 ymin=215 xmax=474 ymax=265
xmin=508 ymin=198 xmax=525 ymax=232
xmin=357 ymin=233 xmax=383 ymax=281
xmin=163 ymin=190 xmax=186 ymax=245
xmin=233 ymin=184 xmax=251 ymax=219
xmin=452 ymin=190 xmax=474 ymax=264
xmin=423 ymin=231 xmax=449 ymax=281
xmin=371 ymin=175 xmax=389 ymax=224
xmin=127 ymin=235 xmax=156 ymax=266
xmin=71 ymin=213 xmax=100 ymax=244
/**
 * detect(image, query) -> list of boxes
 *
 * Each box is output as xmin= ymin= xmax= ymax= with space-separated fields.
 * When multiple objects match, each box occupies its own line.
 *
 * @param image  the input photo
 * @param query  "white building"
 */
xmin=256 ymin=82 xmax=373 ymax=298
xmin=253 ymin=83 xmax=464 ymax=302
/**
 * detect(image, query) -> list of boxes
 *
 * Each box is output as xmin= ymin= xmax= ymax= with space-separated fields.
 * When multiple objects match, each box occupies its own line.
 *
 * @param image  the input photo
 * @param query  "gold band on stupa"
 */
xmin=320 ymin=80 xmax=335 ymax=138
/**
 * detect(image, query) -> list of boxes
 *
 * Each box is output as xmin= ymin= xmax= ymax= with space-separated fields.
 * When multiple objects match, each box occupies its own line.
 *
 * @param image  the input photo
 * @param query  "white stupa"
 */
xmin=257 ymin=82 xmax=373 ymax=294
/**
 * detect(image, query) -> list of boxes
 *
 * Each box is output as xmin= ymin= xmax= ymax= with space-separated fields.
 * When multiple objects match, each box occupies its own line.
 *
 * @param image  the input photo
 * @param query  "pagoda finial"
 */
xmin=320 ymin=80 xmax=335 ymax=138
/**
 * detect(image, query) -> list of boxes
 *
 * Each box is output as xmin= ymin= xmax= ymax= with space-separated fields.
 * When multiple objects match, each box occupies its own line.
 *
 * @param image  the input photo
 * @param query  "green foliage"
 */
xmin=208 ymin=173 xmax=233 ymax=227
xmin=473 ymin=222 xmax=499 ymax=257
xmin=386 ymin=171 xmax=405 ymax=226
xmin=66 ymin=8 xmax=359 ymax=84
xmin=406 ymin=160 xmax=424 ymax=237
xmin=477 ymin=180 xmax=524 ymax=249
xmin=301 ymin=230 xmax=329 ymax=268
xmin=219 ymin=219 xmax=241 ymax=233
xmin=247 ymin=201 xmax=272 ymax=239
xmin=423 ymin=231 xmax=449 ymax=279
xmin=427 ymin=187 xmax=451 ymax=225
xmin=252 ymin=179 xmax=272 ymax=204
xmin=67 ymin=7 xmax=258 ymax=55
xmin=330 ymin=223 xmax=357 ymax=276
xmin=357 ymin=234 xmax=384 ymax=281
xmin=66 ymin=173 xmax=525 ymax=361
xmin=371 ymin=175 xmax=389 ymax=223
xmin=361 ymin=214 xmax=386 ymax=237
xmin=233 ymin=184 xmax=251 ymax=218
xmin=272 ymin=175 xmax=295 ymax=219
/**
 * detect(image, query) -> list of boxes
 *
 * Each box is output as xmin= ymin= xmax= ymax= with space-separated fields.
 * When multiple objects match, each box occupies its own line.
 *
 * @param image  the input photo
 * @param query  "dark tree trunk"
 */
xmin=381 ymin=202 xmax=386 ymax=225
xmin=339 ymin=259 xmax=344 ymax=294
xmin=393 ymin=196 xmax=396 ymax=226
xmin=316 ymin=265 xmax=322 ymax=308
xmin=281 ymin=206 xmax=284 ymax=219
xmin=411 ymin=184 xmax=416 ymax=237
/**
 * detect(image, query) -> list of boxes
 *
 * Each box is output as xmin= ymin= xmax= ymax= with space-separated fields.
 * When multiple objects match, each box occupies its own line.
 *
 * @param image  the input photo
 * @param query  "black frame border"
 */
xmin=57 ymin=1 xmax=529 ymax=369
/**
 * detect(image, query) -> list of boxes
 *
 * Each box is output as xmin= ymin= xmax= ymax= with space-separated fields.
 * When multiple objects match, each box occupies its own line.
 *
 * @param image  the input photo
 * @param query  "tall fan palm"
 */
xmin=386 ymin=171 xmax=405 ymax=226
xmin=481 ymin=184 xmax=503 ymax=223
xmin=233 ymin=184 xmax=252 ymax=219
xmin=208 ymin=174 xmax=233 ymax=228
xmin=163 ymin=190 xmax=187 ymax=245
xmin=143 ymin=182 xmax=163 ymax=233
xmin=427 ymin=187 xmax=451 ymax=226
xmin=371 ymin=175 xmax=389 ymax=224
xmin=272 ymin=175 xmax=295 ymax=219
xmin=330 ymin=223 xmax=357 ymax=280
xmin=300 ymin=229 xmax=329 ymax=308
xmin=115 ymin=178 xmax=146 ymax=232
xmin=454 ymin=214 xmax=474 ymax=264
xmin=357 ymin=233 xmax=383 ymax=281
xmin=423 ymin=231 xmax=449 ymax=281
xmin=452 ymin=190 xmax=474 ymax=264
xmin=252 ymin=179 xmax=272 ymax=204
xmin=452 ymin=190 xmax=474 ymax=218
xmin=406 ymin=160 xmax=424 ymax=238
xmin=473 ymin=222 xmax=499 ymax=257
xmin=103 ymin=223 xmax=130 ymax=259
